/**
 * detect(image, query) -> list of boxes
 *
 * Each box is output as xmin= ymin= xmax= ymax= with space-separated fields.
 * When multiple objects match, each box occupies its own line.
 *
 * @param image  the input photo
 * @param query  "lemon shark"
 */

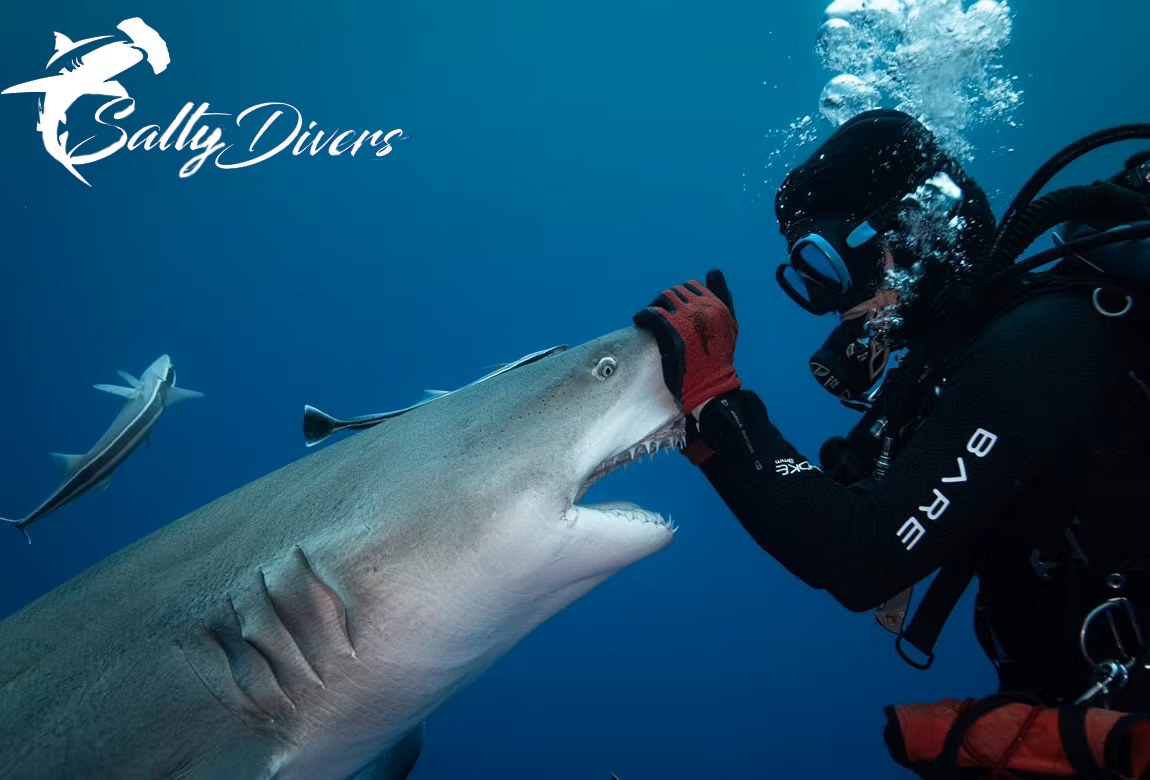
xmin=0 ymin=326 xmax=685 ymax=779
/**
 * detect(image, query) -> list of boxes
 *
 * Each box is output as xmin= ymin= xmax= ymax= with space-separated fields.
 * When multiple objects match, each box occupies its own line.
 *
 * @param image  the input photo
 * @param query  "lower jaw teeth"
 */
xmin=589 ymin=504 xmax=677 ymax=532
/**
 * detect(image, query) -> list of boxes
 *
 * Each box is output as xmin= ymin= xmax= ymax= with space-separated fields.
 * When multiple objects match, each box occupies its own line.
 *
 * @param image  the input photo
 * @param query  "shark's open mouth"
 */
xmin=572 ymin=417 xmax=687 ymax=531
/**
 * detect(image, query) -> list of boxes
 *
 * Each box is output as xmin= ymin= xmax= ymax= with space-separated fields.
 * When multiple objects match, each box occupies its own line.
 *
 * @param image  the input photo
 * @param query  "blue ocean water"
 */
xmin=0 ymin=1 xmax=1146 ymax=777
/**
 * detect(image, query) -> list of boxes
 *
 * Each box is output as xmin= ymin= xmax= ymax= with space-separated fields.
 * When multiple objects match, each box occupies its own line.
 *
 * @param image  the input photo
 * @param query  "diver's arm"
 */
xmin=694 ymin=293 xmax=1129 ymax=612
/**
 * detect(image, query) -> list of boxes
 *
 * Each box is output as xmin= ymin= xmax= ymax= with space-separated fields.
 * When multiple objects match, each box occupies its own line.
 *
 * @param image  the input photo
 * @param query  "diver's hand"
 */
xmin=633 ymin=269 xmax=741 ymax=416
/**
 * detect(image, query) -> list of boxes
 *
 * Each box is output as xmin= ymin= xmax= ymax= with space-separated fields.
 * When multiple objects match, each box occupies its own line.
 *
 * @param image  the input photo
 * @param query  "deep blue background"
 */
xmin=0 ymin=1 xmax=1146 ymax=777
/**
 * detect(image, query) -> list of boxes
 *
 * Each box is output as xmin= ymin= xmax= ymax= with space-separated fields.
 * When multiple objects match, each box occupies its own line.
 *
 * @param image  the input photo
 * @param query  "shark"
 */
xmin=0 ymin=325 xmax=684 ymax=779
xmin=0 ymin=18 xmax=170 ymax=186
xmin=302 ymin=344 xmax=568 ymax=446
xmin=1 ymin=354 xmax=202 ymax=542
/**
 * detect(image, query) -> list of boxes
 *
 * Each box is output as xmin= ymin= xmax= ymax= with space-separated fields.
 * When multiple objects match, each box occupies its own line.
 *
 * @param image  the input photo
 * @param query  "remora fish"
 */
xmin=302 ymin=344 xmax=568 ymax=446
xmin=0 ymin=354 xmax=202 ymax=542
xmin=0 ymin=326 xmax=684 ymax=780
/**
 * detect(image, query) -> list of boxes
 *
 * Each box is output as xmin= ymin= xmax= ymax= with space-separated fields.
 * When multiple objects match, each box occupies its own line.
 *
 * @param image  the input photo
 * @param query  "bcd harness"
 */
xmin=825 ymin=124 xmax=1150 ymax=778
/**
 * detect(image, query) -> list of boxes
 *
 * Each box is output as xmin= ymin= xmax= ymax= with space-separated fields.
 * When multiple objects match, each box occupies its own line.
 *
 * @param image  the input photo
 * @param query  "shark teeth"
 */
xmin=586 ymin=503 xmax=679 ymax=534
xmin=576 ymin=417 xmax=688 ymax=502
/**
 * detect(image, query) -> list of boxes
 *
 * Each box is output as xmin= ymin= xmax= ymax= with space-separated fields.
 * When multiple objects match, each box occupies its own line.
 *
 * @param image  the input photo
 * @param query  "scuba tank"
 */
xmin=875 ymin=127 xmax=1150 ymax=779
xmin=816 ymin=124 xmax=1150 ymax=658
xmin=822 ymin=123 xmax=1150 ymax=490
xmin=1051 ymin=149 xmax=1150 ymax=290
xmin=984 ymin=126 xmax=1150 ymax=286
xmin=819 ymin=125 xmax=1150 ymax=483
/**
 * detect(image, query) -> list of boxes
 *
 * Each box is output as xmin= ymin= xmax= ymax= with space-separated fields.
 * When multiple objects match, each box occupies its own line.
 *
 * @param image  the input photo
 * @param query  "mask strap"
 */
xmin=846 ymin=220 xmax=880 ymax=248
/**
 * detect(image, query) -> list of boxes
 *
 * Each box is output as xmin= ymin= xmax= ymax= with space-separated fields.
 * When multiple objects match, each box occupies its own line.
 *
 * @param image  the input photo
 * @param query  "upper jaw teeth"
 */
xmin=579 ymin=422 xmax=688 ymax=495
xmin=603 ymin=432 xmax=685 ymax=469
xmin=627 ymin=436 xmax=683 ymax=462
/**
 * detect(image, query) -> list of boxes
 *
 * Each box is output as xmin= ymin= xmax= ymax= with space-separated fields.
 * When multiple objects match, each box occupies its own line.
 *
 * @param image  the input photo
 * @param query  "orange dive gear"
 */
xmin=884 ymin=694 xmax=1150 ymax=779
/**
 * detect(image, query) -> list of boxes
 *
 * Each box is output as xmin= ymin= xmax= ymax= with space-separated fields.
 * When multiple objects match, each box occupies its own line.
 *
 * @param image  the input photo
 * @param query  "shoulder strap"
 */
xmin=888 ymin=273 xmax=1136 ymax=671
xmin=896 ymin=560 xmax=978 ymax=670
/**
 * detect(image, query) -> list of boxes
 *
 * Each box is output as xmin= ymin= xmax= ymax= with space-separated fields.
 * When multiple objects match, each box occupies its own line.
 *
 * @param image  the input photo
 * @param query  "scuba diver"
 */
xmin=633 ymin=108 xmax=1150 ymax=777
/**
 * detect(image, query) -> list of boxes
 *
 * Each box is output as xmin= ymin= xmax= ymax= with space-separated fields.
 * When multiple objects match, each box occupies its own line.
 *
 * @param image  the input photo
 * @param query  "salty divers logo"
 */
xmin=1 ymin=17 xmax=405 ymax=186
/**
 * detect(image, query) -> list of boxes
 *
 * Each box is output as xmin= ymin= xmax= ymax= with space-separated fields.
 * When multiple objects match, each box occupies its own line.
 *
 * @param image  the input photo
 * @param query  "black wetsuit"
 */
xmin=694 ymin=288 xmax=1150 ymax=709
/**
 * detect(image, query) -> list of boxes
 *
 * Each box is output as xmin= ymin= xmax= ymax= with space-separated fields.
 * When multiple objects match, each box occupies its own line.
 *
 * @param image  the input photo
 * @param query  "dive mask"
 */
xmin=777 ymin=172 xmax=966 ymax=316
xmin=777 ymin=219 xmax=881 ymax=316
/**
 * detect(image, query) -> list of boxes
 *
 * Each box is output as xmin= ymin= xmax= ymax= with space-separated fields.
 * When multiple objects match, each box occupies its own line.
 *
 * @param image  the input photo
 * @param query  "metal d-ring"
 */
xmin=1075 ymin=597 xmax=1145 ymax=704
xmin=1080 ymin=597 xmax=1143 ymax=670
xmin=1093 ymin=287 xmax=1134 ymax=318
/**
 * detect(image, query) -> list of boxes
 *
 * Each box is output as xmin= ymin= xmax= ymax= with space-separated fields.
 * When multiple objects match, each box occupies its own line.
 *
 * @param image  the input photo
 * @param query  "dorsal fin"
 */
xmin=51 ymin=452 xmax=85 ymax=478
xmin=421 ymin=390 xmax=450 ymax=401
xmin=45 ymin=33 xmax=114 ymax=68
xmin=117 ymin=370 xmax=142 ymax=388
xmin=51 ymin=32 xmax=74 ymax=55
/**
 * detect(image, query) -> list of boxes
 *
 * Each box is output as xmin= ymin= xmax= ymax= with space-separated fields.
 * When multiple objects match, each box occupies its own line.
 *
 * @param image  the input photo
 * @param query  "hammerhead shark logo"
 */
xmin=1 ymin=18 xmax=170 ymax=186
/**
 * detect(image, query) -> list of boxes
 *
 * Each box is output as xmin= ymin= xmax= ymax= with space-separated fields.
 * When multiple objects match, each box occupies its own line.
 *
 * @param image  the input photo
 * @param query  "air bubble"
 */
xmin=774 ymin=0 xmax=1022 ymax=165
xmin=819 ymin=74 xmax=882 ymax=127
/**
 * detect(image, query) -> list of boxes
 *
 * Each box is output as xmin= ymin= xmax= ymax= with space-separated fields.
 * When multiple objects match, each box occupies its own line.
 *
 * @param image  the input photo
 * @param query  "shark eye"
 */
xmin=593 ymin=356 xmax=617 ymax=381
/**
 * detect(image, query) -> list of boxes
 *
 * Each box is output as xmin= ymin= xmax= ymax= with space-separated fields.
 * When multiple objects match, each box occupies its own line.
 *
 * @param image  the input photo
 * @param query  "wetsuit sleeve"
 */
xmin=694 ymin=293 xmax=1132 ymax=612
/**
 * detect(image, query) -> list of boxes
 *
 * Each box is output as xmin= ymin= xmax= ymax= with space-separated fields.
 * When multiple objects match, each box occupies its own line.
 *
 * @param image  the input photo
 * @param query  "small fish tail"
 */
xmin=302 ymin=405 xmax=338 ymax=447
xmin=2 ymin=517 xmax=32 ymax=544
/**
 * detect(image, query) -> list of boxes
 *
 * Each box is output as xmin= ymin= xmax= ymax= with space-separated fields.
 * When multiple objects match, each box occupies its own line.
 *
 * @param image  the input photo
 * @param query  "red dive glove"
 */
xmin=633 ymin=268 xmax=741 ymax=414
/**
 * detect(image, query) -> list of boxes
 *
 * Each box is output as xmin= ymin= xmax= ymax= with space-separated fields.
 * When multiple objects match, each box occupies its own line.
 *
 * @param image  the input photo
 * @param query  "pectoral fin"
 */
xmin=94 ymin=383 xmax=137 ymax=399
xmin=165 ymin=385 xmax=204 ymax=405
xmin=91 ymin=79 xmax=129 ymax=99
xmin=1 ymin=75 xmax=67 ymax=95
xmin=344 ymin=722 xmax=424 ymax=780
